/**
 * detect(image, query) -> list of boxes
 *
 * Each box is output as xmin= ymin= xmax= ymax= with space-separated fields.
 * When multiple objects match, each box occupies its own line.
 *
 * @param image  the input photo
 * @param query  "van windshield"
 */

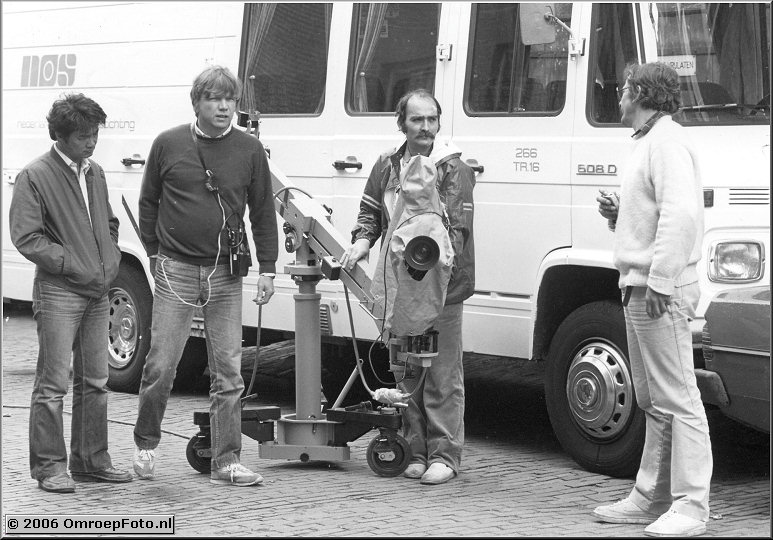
xmin=647 ymin=2 xmax=770 ymax=125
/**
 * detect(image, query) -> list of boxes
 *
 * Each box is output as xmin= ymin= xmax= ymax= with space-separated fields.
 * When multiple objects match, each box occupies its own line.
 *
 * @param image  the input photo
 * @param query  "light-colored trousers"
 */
xmin=391 ymin=303 xmax=465 ymax=472
xmin=625 ymin=283 xmax=712 ymax=521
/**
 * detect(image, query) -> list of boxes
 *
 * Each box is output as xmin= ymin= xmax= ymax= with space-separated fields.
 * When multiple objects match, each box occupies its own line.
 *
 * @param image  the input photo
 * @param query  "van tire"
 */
xmin=544 ymin=300 xmax=645 ymax=478
xmin=107 ymin=263 xmax=153 ymax=393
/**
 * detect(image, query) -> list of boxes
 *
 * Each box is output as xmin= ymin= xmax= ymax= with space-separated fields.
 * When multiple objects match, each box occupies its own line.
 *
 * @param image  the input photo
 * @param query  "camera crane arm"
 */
xmin=267 ymin=158 xmax=384 ymax=326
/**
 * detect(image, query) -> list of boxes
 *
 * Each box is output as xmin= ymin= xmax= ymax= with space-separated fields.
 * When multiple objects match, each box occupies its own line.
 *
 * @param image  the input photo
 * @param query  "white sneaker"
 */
xmin=403 ymin=462 xmax=427 ymax=479
xmin=133 ymin=447 xmax=156 ymax=479
xmin=644 ymin=509 xmax=707 ymax=537
xmin=420 ymin=462 xmax=455 ymax=485
xmin=592 ymin=498 xmax=660 ymax=524
xmin=210 ymin=463 xmax=263 ymax=486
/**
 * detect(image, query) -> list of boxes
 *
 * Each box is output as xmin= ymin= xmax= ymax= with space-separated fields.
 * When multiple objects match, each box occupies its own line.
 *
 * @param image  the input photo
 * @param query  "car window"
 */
xmin=346 ymin=3 xmax=440 ymax=114
xmin=465 ymin=3 xmax=572 ymax=115
xmin=240 ymin=3 xmax=332 ymax=115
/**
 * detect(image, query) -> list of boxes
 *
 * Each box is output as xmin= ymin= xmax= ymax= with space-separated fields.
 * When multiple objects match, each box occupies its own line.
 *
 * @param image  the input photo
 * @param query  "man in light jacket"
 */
xmin=10 ymin=93 xmax=131 ymax=493
xmin=593 ymin=62 xmax=711 ymax=537
xmin=341 ymin=89 xmax=475 ymax=485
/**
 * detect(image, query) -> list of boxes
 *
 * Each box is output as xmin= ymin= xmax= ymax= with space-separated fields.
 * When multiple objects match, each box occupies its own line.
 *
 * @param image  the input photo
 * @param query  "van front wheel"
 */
xmin=107 ymin=263 xmax=153 ymax=393
xmin=544 ymin=300 xmax=645 ymax=478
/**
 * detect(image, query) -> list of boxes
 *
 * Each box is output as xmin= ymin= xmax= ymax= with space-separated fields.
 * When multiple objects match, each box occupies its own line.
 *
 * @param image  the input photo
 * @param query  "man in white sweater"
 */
xmin=592 ymin=62 xmax=712 ymax=537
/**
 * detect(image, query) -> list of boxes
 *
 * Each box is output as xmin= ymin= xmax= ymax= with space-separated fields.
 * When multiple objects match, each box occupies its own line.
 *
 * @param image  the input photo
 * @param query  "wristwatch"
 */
xmin=260 ymin=273 xmax=276 ymax=278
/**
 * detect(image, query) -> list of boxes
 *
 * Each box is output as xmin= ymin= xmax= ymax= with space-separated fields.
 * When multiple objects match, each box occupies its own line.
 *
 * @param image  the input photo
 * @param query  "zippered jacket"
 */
xmin=352 ymin=140 xmax=475 ymax=305
xmin=10 ymin=148 xmax=121 ymax=298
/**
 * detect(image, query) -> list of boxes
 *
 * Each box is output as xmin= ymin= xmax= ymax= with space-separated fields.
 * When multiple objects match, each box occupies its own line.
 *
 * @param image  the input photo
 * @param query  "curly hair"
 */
xmin=395 ymin=89 xmax=442 ymax=133
xmin=190 ymin=65 xmax=242 ymax=111
xmin=624 ymin=62 xmax=681 ymax=114
xmin=46 ymin=93 xmax=106 ymax=141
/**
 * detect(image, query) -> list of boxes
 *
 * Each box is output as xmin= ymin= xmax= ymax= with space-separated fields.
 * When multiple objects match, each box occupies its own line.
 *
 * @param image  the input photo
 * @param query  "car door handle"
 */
xmin=121 ymin=156 xmax=146 ymax=166
xmin=465 ymin=159 xmax=484 ymax=174
xmin=333 ymin=159 xmax=362 ymax=170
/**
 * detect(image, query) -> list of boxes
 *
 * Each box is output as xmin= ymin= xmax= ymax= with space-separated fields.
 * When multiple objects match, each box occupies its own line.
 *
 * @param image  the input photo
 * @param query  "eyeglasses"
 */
xmin=617 ymin=86 xmax=631 ymax=100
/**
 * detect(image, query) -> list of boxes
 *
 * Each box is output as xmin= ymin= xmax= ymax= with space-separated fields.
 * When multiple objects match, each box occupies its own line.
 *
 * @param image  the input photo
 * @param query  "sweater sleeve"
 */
xmin=9 ymin=169 xmax=67 ymax=274
xmin=647 ymin=139 xmax=700 ymax=295
xmin=138 ymin=137 xmax=162 ymax=256
xmin=248 ymin=143 xmax=278 ymax=274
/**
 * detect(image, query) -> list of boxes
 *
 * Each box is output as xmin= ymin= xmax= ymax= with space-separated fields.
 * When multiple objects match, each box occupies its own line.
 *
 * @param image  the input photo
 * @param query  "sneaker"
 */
xmin=644 ymin=509 xmax=707 ymax=537
xmin=403 ymin=462 xmax=427 ymax=479
xmin=210 ymin=463 xmax=263 ymax=486
xmin=592 ymin=498 xmax=660 ymax=524
xmin=133 ymin=447 xmax=156 ymax=479
xmin=420 ymin=462 xmax=455 ymax=485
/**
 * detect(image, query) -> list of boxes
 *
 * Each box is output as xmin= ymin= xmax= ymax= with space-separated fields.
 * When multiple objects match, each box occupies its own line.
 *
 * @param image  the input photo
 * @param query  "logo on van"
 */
xmin=21 ymin=54 xmax=76 ymax=87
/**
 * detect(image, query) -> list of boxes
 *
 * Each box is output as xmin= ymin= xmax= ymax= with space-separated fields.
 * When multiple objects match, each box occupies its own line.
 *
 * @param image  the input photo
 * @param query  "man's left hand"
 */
xmin=645 ymin=287 xmax=671 ymax=319
xmin=253 ymin=275 xmax=275 ymax=305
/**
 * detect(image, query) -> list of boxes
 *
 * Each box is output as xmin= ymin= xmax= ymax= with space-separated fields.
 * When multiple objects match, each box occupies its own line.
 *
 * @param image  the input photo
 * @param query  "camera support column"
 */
xmin=258 ymin=238 xmax=350 ymax=463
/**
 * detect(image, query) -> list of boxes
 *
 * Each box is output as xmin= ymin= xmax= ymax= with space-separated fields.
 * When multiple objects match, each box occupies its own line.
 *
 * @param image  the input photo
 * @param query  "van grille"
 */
xmin=729 ymin=188 xmax=769 ymax=205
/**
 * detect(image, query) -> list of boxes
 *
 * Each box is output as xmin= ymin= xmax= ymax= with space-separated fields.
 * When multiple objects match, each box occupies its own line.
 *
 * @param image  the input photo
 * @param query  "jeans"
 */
xmin=391 ymin=303 xmax=465 ymax=472
xmin=30 ymin=279 xmax=113 ymax=480
xmin=624 ymin=283 xmax=712 ymax=521
xmin=134 ymin=255 xmax=244 ymax=469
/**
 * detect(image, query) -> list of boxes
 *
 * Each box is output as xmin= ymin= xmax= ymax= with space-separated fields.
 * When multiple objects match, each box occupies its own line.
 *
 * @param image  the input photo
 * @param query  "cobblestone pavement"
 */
xmin=2 ymin=301 xmax=770 ymax=537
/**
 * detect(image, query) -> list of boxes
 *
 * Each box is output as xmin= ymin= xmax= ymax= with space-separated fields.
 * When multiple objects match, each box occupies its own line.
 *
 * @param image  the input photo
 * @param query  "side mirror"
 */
xmin=519 ymin=3 xmax=557 ymax=45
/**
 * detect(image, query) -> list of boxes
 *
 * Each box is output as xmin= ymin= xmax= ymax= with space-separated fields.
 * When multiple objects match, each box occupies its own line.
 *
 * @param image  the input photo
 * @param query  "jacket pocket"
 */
xmin=61 ymin=243 xmax=99 ymax=290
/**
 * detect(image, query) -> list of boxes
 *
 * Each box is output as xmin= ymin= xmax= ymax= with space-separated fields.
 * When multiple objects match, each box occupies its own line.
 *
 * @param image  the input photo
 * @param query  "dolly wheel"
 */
xmin=366 ymin=432 xmax=411 ymax=477
xmin=186 ymin=432 xmax=212 ymax=474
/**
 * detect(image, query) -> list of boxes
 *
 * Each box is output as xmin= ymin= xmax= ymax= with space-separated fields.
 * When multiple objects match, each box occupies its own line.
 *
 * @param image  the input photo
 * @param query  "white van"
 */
xmin=3 ymin=1 xmax=769 ymax=477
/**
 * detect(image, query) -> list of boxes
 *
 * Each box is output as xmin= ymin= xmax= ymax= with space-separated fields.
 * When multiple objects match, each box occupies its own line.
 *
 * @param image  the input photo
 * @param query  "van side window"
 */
xmin=239 ymin=3 xmax=332 ymax=115
xmin=346 ymin=3 xmax=440 ymax=114
xmin=588 ymin=3 xmax=638 ymax=124
xmin=465 ymin=3 xmax=572 ymax=115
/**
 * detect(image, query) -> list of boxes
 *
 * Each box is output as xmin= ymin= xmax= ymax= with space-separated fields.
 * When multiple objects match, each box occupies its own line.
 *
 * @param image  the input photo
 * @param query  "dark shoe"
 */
xmin=38 ymin=472 xmax=75 ymax=493
xmin=71 ymin=467 xmax=133 ymax=483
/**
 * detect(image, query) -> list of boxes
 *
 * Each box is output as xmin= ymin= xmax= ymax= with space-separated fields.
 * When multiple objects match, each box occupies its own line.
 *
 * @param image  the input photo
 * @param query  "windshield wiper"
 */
xmin=679 ymin=103 xmax=770 ymax=114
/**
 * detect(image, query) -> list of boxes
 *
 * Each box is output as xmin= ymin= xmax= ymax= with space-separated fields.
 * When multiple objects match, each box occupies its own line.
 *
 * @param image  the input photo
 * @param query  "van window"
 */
xmin=346 ymin=3 xmax=440 ymax=114
xmin=240 ymin=3 xmax=332 ymax=115
xmin=649 ymin=3 xmax=770 ymax=126
xmin=465 ymin=3 xmax=572 ymax=115
xmin=588 ymin=3 xmax=638 ymax=124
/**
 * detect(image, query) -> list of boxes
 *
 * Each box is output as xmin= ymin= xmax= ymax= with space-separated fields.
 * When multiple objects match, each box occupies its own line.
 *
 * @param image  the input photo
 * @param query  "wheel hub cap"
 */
xmin=566 ymin=343 xmax=634 ymax=440
xmin=108 ymin=288 xmax=138 ymax=369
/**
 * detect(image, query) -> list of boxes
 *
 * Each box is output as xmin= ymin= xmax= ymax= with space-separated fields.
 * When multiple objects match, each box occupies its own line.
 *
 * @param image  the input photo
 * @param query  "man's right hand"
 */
xmin=596 ymin=189 xmax=620 ymax=221
xmin=340 ymin=238 xmax=371 ymax=271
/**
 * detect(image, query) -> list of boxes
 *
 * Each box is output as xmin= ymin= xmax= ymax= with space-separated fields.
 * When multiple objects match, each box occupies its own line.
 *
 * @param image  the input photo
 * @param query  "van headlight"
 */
xmin=708 ymin=241 xmax=764 ymax=283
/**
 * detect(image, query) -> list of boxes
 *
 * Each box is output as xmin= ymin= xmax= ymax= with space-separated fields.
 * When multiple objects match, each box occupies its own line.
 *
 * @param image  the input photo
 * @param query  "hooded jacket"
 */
xmin=352 ymin=139 xmax=475 ymax=305
xmin=9 ymin=147 xmax=121 ymax=298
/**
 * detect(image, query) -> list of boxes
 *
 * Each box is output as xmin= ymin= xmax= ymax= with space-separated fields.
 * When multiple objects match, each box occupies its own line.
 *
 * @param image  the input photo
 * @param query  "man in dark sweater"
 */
xmin=133 ymin=66 xmax=278 ymax=486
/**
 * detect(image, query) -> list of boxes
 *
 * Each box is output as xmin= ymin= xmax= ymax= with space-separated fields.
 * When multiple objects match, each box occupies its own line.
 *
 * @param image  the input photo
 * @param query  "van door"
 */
xmin=329 ymin=2 xmax=445 ymax=249
xmin=447 ymin=3 xmax=578 ymax=356
xmin=569 ymin=2 xmax=642 ymax=253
